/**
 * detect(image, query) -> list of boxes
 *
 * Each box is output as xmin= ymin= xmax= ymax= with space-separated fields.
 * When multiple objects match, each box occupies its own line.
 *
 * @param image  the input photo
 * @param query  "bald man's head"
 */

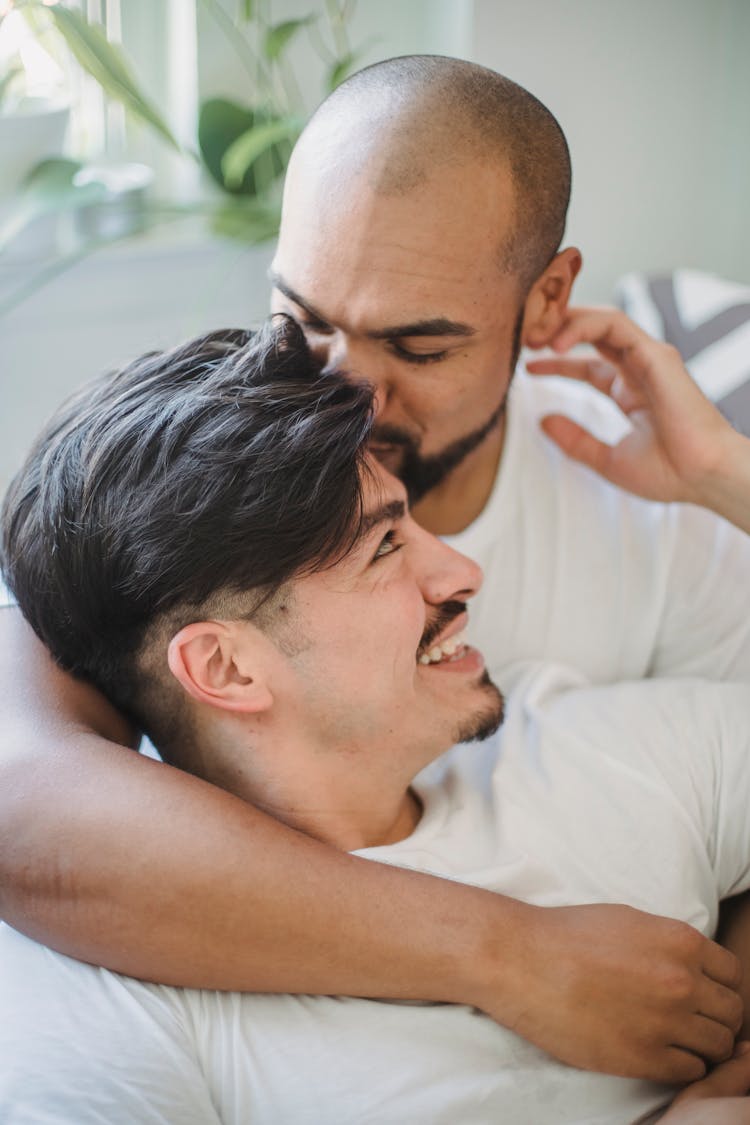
xmin=292 ymin=54 xmax=572 ymax=292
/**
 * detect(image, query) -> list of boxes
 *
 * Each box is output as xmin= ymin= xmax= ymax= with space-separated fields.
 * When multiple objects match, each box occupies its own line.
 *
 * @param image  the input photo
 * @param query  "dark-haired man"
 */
xmin=2 ymin=321 xmax=750 ymax=1124
xmin=1 ymin=56 xmax=750 ymax=1082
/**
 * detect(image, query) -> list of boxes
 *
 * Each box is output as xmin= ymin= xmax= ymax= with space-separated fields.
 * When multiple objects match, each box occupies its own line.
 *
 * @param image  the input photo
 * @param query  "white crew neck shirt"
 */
xmin=2 ymin=664 xmax=749 ymax=1124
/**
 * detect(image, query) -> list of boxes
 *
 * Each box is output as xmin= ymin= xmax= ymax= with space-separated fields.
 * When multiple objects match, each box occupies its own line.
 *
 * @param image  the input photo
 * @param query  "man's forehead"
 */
xmin=276 ymin=156 xmax=516 ymax=299
xmin=361 ymin=458 xmax=408 ymax=525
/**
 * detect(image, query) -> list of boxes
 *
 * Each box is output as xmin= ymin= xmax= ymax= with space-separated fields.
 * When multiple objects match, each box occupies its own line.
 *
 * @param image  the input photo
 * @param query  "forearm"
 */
xmin=0 ymin=606 xmax=136 ymax=746
xmin=0 ymin=720 xmax=524 ymax=1002
xmin=695 ymin=429 xmax=750 ymax=536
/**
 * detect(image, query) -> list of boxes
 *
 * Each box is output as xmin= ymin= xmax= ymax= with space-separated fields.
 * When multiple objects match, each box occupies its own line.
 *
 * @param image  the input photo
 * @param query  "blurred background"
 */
xmin=1 ymin=0 xmax=749 ymax=491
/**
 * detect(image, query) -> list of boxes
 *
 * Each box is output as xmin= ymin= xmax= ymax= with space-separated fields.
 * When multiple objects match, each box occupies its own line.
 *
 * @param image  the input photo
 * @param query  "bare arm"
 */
xmin=526 ymin=307 xmax=750 ymax=535
xmin=0 ymin=605 xmax=743 ymax=1083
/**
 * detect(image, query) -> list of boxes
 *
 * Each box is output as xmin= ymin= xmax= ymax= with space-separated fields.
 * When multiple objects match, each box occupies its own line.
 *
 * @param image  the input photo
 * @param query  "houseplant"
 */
xmin=1 ymin=0 xmax=362 ymax=253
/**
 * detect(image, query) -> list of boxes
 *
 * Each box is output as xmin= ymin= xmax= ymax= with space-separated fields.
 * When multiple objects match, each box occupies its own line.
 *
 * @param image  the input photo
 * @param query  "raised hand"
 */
xmin=526 ymin=307 xmax=750 ymax=531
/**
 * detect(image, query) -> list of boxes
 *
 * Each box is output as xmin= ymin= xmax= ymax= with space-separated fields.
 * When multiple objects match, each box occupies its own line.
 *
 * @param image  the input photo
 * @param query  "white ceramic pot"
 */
xmin=0 ymin=98 xmax=70 ymax=197
xmin=0 ymin=98 xmax=70 ymax=257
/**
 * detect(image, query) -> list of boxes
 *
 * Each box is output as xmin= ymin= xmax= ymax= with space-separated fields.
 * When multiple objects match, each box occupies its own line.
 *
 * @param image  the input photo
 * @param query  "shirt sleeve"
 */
xmin=0 ymin=925 xmax=222 ymax=1125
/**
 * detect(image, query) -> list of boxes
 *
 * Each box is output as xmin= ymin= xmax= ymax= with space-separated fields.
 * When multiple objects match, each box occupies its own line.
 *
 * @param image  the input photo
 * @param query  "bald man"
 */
xmin=1 ymin=56 xmax=750 ymax=1084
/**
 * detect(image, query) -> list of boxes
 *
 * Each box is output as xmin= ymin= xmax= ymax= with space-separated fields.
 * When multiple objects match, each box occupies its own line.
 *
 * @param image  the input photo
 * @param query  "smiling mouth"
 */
xmin=417 ymin=629 xmax=468 ymax=665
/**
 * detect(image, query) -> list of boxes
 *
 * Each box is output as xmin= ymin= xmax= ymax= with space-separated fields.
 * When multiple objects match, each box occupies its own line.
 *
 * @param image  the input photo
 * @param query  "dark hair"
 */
xmin=304 ymin=54 xmax=571 ymax=290
xmin=1 ymin=317 xmax=374 ymax=750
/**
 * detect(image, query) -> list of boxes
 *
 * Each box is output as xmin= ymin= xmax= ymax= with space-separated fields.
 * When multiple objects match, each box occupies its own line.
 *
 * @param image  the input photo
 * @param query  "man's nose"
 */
xmin=417 ymin=526 xmax=483 ymax=606
xmin=316 ymin=335 xmax=391 ymax=415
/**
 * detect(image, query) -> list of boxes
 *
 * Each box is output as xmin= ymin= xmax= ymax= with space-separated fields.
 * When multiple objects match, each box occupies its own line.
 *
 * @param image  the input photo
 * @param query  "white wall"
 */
xmin=470 ymin=0 xmax=750 ymax=302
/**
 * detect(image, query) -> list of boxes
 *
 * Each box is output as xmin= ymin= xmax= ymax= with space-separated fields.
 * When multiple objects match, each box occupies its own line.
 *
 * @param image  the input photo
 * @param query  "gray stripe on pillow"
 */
xmin=648 ymin=276 xmax=750 ymax=361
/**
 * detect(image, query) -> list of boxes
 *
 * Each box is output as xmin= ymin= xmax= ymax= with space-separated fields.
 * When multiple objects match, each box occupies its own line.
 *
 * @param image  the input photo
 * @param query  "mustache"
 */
xmin=419 ymin=600 xmax=467 ymax=651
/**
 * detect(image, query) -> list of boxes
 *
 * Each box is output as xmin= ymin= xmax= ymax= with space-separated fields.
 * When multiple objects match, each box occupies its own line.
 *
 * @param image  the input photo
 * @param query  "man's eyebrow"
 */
xmin=269 ymin=271 xmax=475 ymax=340
xmin=368 ymin=318 xmax=476 ymax=341
xmin=269 ymin=272 xmax=331 ymax=325
xmin=360 ymin=500 xmax=406 ymax=535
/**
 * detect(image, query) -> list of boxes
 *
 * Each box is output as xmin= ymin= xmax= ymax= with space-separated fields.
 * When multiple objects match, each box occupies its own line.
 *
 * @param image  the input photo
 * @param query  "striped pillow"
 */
xmin=615 ymin=270 xmax=750 ymax=433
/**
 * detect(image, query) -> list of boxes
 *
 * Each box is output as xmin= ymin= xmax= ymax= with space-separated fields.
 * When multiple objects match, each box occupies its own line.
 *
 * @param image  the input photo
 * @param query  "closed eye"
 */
xmin=389 ymin=342 xmax=450 ymax=365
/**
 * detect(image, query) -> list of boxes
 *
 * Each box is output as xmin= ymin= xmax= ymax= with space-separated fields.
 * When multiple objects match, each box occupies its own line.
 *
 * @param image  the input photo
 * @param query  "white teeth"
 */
xmin=417 ymin=629 xmax=467 ymax=665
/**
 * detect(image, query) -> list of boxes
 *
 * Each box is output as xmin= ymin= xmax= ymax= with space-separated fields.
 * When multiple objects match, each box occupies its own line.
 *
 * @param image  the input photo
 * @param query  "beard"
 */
xmin=373 ymin=401 xmax=506 ymax=504
xmin=420 ymin=601 xmax=506 ymax=746
xmin=371 ymin=305 xmax=525 ymax=503
xmin=453 ymin=670 xmax=505 ymax=745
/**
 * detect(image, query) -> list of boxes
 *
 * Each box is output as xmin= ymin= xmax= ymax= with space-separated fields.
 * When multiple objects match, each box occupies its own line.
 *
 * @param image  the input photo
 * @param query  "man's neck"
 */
xmin=192 ymin=718 xmax=426 ymax=851
xmin=411 ymin=414 xmax=506 ymax=536
xmin=252 ymin=786 xmax=423 ymax=852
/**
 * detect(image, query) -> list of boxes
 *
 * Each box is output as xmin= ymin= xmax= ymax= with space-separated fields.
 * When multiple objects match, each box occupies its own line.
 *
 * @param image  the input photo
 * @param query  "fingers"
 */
xmin=703 ymin=943 xmax=743 ymax=991
xmin=526 ymin=357 xmax=618 ymax=397
xmin=548 ymin=306 xmax=656 ymax=360
xmin=696 ymin=978 xmax=745 ymax=1037
xmin=678 ymin=1014 xmax=737 ymax=1066
xmin=698 ymin=1042 xmax=750 ymax=1098
xmin=539 ymin=415 xmax=617 ymax=481
xmin=660 ymin=1048 xmax=707 ymax=1085
xmin=529 ymin=307 xmax=687 ymax=403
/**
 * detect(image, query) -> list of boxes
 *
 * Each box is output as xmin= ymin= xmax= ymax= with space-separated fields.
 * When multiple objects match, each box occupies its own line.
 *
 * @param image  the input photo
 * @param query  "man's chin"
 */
xmin=453 ymin=673 xmax=505 ymax=745
xmin=398 ymin=402 xmax=507 ymax=504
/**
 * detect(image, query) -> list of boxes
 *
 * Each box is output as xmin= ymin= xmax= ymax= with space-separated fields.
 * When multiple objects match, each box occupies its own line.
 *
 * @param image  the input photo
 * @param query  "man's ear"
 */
xmin=167 ymin=621 xmax=273 ymax=714
xmin=521 ymin=246 xmax=582 ymax=349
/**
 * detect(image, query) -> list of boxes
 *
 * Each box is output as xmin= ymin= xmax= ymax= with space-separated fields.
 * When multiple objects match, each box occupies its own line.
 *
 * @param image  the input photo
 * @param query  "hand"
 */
xmin=474 ymin=903 xmax=743 ymax=1083
xmin=525 ymin=306 xmax=739 ymax=507
xmin=661 ymin=1041 xmax=750 ymax=1124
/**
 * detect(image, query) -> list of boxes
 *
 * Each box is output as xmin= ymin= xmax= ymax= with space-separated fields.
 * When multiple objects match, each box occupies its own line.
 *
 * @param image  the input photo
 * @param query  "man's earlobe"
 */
xmin=521 ymin=247 xmax=583 ymax=349
xmin=167 ymin=622 xmax=273 ymax=714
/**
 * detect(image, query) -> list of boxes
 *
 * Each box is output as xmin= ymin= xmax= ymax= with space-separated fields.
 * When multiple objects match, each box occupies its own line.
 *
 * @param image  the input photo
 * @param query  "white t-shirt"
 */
xmin=2 ymin=665 xmax=749 ymax=1125
xmin=448 ymin=370 xmax=750 ymax=688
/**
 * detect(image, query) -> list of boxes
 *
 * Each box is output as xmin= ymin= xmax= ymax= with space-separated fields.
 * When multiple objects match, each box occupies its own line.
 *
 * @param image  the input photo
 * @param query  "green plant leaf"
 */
xmin=45 ymin=4 xmax=180 ymax=150
xmin=238 ymin=0 xmax=253 ymax=20
xmin=210 ymin=198 xmax=281 ymax=244
xmin=199 ymin=98 xmax=257 ymax=193
xmin=0 ymin=157 xmax=108 ymax=252
xmin=327 ymin=51 xmax=359 ymax=92
xmin=221 ymin=116 xmax=301 ymax=191
xmin=263 ymin=17 xmax=314 ymax=62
